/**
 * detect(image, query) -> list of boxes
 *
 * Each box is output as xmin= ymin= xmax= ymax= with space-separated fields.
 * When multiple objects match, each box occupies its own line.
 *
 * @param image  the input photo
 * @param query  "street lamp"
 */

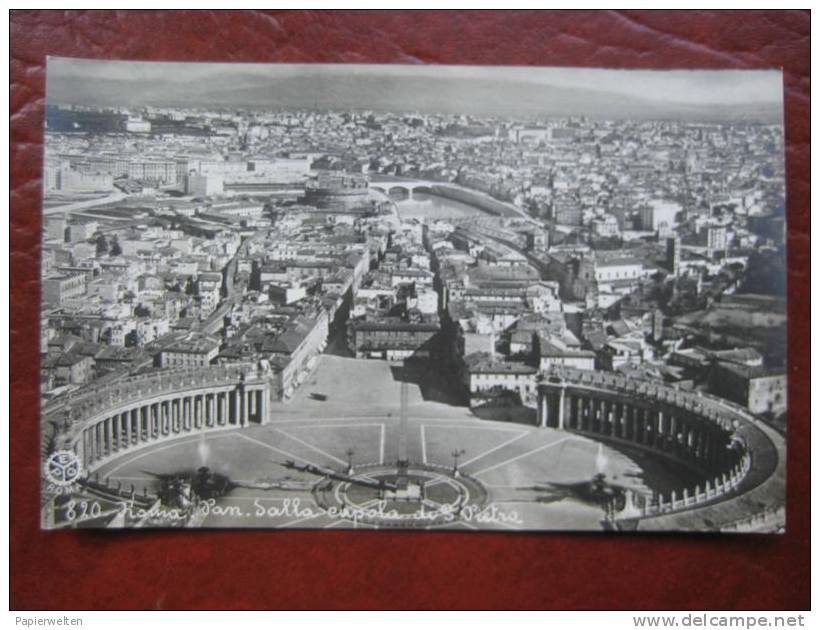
xmin=451 ymin=448 xmax=466 ymax=477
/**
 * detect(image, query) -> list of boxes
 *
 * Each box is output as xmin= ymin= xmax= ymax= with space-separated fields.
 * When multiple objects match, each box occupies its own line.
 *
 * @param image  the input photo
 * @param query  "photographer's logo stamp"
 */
xmin=44 ymin=450 xmax=83 ymax=489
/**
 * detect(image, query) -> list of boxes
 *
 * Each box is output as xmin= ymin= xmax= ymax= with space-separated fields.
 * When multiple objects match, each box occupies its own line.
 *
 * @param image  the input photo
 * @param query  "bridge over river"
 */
xmin=369 ymin=178 xmax=535 ymax=223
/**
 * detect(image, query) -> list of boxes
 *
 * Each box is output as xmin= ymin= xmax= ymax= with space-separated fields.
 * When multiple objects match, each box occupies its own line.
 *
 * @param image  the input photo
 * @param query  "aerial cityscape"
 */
xmin=40 ymin=61 xmax=787 ymax=532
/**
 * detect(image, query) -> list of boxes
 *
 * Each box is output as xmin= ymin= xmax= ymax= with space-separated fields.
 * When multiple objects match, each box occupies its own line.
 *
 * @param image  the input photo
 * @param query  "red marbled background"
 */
xmin=10 ymin=10 xmax=810 ymax=610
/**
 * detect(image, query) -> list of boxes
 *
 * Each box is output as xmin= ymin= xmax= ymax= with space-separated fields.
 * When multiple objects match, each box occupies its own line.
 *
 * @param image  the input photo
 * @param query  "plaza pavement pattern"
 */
xmin=93 ymin=356 xmax=691 ymax=531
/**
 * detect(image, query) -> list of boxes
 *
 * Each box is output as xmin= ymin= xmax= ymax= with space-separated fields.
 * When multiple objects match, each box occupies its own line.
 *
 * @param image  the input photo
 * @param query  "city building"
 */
xmin=640 ymin=199 xmax=681 ymax=233
xmin=462 ymin=351 xmax=538 ymax=405
xmin=709 ymin=362 xmax=787 ymax=416
xmin=350 ymin=317 xmax=440 ymax=360
xmin=186 ymin=173 xmax=224 ymax=196
xmin=536 ymin=334 xmax=595 ymax=371
xmin=42 ymin=274 xmax=87 ymax=306
xmin=158 ymin=333 xmax=221 ymax=368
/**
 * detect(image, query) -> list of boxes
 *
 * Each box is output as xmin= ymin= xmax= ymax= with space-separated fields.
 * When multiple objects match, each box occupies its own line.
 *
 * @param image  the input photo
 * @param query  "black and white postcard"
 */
xmin=40 ymin=60 xmax=787 ymax=532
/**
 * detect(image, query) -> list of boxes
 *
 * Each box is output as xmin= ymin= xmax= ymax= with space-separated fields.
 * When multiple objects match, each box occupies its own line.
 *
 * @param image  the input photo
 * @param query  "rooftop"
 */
xmin=161 ymin=333 xmax=220 ymax=355
xmin=464 ymin=352 xmax=537 ymax=375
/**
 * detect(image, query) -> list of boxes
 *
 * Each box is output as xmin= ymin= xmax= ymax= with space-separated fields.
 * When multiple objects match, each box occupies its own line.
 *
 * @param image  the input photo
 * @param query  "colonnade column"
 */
xmin=247 ymin=389 xmax=255 ymax=423
xmin=112 ymin=414 xmax=121 ymax=451
xmin=540 ymin=392 xmax=548 ymax=428
xmin=164 ymin=401 xmax=171 ymax=435
xmin=660 ymin=410 xmax=670 ymax=450
xmin=576 ymin=395 xmax=584 ymax=430
xmin=258 ymin=389 xmax=268 ymax=425
xmin=668 ymin=414 xmax=678 ymax=454
xmin=195 ymin=396 xmax=202 ymax=429
xmin=102 ymin=418 xmax=110 ymax=456
xmin=613 ymin=402 xmax=623 ymax=438
xmin=702 ymin=431 xmax=712 ymax=464
xmin=84 ymin=427 xmax=92 ymax=466
xmin=130 ymin=408 xmax=138 ymax=445
xmin=557 ymin=388 xmax=565 ymax=430
xmin=106 ymin=417 xmax=112 ymax=455
xmin=538 ymin=387 xmax=571 ymax=430
xmin=107 ymin=416 xmax=114 ymax=453
xmin=122 ymin=410 xmax=130 ymax=449
xmin=121 ymin=412 xmax=128 ymax=448
xmin=693 ymin=427 xmax=703 ymax=460
xmin=636 ymin=407 xmax=645 ymax=444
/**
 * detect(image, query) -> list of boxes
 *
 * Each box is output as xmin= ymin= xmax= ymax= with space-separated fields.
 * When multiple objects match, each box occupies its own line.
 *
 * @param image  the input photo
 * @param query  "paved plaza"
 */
xmin=94 ymin=356 xmax=696 ymax=531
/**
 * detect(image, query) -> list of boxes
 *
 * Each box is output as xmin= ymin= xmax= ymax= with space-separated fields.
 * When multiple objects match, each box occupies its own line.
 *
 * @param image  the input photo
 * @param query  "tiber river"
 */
xmin=388 ymin=189 xmax=487 ymax=221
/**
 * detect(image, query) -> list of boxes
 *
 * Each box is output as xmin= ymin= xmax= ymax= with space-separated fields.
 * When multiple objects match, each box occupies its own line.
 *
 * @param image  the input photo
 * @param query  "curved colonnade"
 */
xmin=537 ymin=367 xmax=785 ymax=529
xmin=43 ymin=363 xmax=273 ymax=473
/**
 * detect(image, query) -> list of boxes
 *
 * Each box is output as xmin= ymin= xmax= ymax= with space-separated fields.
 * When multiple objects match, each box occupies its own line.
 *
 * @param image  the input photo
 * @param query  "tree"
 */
xmin=109 ymin=235 xmax=122 ymax=257
xmin=741 ymin=248 xmax=786 ymax=296
xmin=94 ymin=234 xmax=109 ymax=256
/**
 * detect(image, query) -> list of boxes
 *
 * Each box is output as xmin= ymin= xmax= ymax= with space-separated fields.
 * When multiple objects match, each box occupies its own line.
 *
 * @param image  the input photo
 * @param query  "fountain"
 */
xmin=197 ymin=432 xmax=211 ymax=467
xmin=150 ymin=466 xmax=235 ymax=509
xmin=595 ymin=442 xmax=608 ymax=476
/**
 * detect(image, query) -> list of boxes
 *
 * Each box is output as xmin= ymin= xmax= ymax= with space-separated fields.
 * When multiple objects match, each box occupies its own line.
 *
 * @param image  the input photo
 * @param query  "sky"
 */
xmin=46 ymin=57 xmax=784 ymax=121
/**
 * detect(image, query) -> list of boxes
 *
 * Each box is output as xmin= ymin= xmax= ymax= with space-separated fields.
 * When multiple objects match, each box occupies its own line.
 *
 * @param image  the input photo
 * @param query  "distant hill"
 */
xmin=46 ymin=69 xmax=783 ymax=123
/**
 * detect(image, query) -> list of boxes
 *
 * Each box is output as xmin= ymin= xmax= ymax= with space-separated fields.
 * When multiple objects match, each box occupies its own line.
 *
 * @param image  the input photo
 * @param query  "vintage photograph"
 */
xmin=39 ymin=59 xmax=787 ymax=532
